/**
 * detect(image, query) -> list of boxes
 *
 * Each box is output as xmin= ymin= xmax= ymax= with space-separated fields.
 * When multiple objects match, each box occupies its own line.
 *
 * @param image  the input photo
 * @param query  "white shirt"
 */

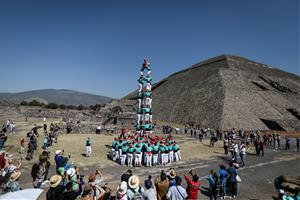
xmin=166 ymin=185 xmax=187 ymax=200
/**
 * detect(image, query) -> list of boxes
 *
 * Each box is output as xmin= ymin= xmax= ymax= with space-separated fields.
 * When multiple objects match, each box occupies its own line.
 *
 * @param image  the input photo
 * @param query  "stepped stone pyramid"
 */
xmin=124 ymin=55 xmax=300 ymax=131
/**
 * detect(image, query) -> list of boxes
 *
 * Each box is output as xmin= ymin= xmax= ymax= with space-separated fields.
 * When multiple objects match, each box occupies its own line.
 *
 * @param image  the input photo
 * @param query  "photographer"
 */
xmin=184 ymin=169 xmax=200 ymax=200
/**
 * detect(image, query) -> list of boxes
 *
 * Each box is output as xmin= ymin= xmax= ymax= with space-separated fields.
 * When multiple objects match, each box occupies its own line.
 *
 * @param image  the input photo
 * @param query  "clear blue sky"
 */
xmin=0 ymin=0 xmax=299 ymax=98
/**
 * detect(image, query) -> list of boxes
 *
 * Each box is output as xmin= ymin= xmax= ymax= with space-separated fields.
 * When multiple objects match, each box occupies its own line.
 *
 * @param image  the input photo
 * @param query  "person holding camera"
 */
xmin=184 ymin=169 xmax=200 ymax=200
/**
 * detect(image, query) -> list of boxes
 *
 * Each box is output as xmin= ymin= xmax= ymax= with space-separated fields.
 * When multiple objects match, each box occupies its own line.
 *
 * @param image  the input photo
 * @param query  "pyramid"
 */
xmin=124 ymin=55 xmax=300 ymax=131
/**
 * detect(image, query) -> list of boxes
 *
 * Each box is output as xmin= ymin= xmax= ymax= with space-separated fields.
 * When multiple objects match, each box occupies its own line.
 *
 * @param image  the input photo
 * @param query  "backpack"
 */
xmin=131 ymin=187 xmax=144 ymax=200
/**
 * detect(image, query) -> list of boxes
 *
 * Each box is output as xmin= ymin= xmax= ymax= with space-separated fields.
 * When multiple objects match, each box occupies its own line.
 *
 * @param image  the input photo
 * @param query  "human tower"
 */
xmin=136 ymin=58 xmax=153 ymax=135
xmin=110 ymin=59 xmax=181 ymax=167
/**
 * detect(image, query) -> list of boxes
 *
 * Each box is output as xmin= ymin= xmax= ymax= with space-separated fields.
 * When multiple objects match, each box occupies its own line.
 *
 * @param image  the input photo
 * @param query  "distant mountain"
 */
xmin=0 ymin=89 xmax=113 ymax=106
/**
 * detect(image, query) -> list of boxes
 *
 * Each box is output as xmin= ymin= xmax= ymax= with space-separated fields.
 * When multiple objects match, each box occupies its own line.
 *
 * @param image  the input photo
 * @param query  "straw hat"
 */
xmin=49 ymin=175 xmax=62 ymax=188
xmin=169 ymin=169 xmax=176 ymax=179
xmin=128 ymin=175 xmax=140 ymax=189
xmin=66 ymin=168 xmax=76 ymax=177
xmin=10 ymin=171 xmax=21 ymax=182
xmin=117 ymin=181 xmax=128 ymax=195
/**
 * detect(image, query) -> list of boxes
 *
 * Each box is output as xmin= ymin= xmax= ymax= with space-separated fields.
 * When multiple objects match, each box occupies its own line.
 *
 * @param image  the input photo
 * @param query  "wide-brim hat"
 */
xmin=128 ymin=175 xmax=140 ymax=189
xmin=55 ymin=150 xmax=62 ymax=155
xmin=169 ymin=169 xmax=176 ymax=179
xmin=66 ymin=168 xmax=76 ymax=177
xmin=10 ymin=171 xmax=21 ymax=182
xmin=49 ymin=175 xmax=62 ymax=188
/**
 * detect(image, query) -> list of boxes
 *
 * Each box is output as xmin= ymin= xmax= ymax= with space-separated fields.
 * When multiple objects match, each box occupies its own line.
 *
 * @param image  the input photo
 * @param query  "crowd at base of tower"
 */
xmin=108 ymin=132 xmax=181 ymax=167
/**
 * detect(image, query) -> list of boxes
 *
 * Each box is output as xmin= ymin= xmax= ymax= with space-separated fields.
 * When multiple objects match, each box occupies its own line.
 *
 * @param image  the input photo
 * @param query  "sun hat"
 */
xmin=55 ymin=150 xmax=62 ymax=155
xmin=49 ymin=175 xmax=62 ymax=188
xmin=66 ymin=168 xmax=76 ymax=177
xmin=117 ymin=181 xmax=128 ymax=195
xmin=169 ymin=169 xmax=176 ymax=179
xmin=128 ymin=175 xmax=140 ymax=189
xmin=10 ymin=171 xmax=21 ymax=182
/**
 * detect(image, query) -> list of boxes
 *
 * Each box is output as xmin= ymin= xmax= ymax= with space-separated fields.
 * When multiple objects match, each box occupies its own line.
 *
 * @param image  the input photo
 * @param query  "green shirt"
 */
xmin=128 ymin=147 xmax=135 ymax=153
xmin=172 ymin=145 xmax=178 ymax=151
xmin=122 ymin=146 xmax=129 ymax=154
xmin=135 ymin=145 xmax=143 ymax=153
xmin=146 ymin=146 xmax=152 ymax=152
xmin=152 ymin=145 xmax=159 ymax=152
xmin=159 ymin=145 xmax=165 ymax=152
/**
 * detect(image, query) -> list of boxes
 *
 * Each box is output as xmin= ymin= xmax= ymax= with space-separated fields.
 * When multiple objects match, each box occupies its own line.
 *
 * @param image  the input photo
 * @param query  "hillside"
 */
xmin=0 ymin=89 xmax=112 ymax=106
xmin=124 ymin=55 xmax=300 ymax=131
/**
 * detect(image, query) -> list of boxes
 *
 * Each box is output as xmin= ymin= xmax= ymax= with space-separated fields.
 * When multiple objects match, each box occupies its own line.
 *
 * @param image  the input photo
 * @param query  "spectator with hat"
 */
xmin=46 ymin=175 xmax=64 ymax=200
xmin=167 ymin=168 xmax=177 ymax=187
xmin=127 ymin=175 xmax=144 ymax=200
xmin=6 ymin=171 xmax=22 ymax=192
xmin=67 ymin=167 xmax=79 ymax=192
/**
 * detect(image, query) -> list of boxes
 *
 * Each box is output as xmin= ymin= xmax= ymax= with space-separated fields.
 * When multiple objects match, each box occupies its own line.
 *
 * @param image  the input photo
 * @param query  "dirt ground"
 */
xmin=1 ymin=115 xmax=299 ymax=192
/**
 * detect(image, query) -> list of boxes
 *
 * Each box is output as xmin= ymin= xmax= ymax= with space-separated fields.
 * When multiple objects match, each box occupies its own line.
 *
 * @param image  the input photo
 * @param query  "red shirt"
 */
xmin=0 ymin=155 xmax=6 ymax=169
xmin=184 ymin=175 xmax=200 ymax=200
xmin=20 ymin=139 xmax=25 ymax=147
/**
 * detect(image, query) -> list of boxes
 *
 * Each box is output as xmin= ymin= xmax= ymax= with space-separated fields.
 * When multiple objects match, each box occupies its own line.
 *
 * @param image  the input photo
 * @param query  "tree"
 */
xmin=46 ymin=103 xmax=58 ymax=109
xmin=59 ymin=104 xmax=66 ymax=109
xmin=20 ymin=101 xmax=28 ymax=106
xmin=28 ymin=100 xmax=42 ymax=106
xmin=77 ymin=105 xmax=84 ymax=110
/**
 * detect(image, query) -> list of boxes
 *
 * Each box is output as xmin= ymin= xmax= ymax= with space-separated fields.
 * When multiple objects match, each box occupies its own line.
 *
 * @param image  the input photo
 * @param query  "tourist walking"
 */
xmin=86 ymin=138 xmax=92 ymax=157
xmin=239 ymin=142 xmax=246 ymax=167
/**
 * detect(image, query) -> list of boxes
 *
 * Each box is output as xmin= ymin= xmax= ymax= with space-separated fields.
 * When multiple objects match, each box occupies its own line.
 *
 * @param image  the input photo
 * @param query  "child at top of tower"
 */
xmin=141 ymin=58 xmax=151 ymax=75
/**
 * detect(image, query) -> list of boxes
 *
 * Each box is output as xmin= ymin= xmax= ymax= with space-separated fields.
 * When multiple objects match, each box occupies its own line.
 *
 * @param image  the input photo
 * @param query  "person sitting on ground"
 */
xmin=155 ymin=170 xmax=169 ymax=200
xmin=166 ymin=176 xmax=187 ymax=200
xmin=127 ymin=175 xmax=145 ymax=200
xmin=46 ymin=175 xmax=65 ymax=200
xmin=184 ymin=169 xmax=200 ymax=200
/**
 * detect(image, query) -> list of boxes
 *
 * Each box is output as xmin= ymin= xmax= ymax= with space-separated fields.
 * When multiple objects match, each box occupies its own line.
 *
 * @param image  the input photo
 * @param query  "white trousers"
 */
xmin=169 ymin=151 xmax=174 ymax=163
xmin=146 ymin=98 xmax=152 ymax=108
xmin=146 ymin=154 xmax=152 ymax=167
xmin=86 ymin=146 xmax=92 ymax=157
xmin=127 ymin=154 xmax=133 ymax=167
xmin=121 ymin=154 xmax=127 ymax=165
xmin=138 ymin=83 xmax=143 ymax=92
xmin=153 ymin=154 xmax=158 ymax=165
